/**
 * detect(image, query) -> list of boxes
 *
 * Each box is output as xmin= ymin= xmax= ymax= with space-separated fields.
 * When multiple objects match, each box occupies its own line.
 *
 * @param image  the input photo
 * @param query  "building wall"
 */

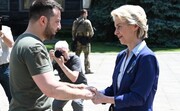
xmin=0 ymin=0 xmax=83 ymax=36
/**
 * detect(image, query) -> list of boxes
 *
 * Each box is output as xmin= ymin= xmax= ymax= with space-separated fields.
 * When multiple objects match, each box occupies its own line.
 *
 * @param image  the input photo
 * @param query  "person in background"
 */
xmin=0 ymin=23 xmax=14 ymax=104
xmin=9 ymin=0 xmax=94 ymax=111
xmin=91 ymin=5 xmax=159 ymax=111
xmin=49 ymin=40 xmax=87 ymax=111
xmin=72 ymin=9 xmax=94 ymax=74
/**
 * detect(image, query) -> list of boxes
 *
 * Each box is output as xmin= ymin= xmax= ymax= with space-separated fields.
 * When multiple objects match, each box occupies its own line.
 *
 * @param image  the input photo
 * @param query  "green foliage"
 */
xmin=90 ymin=0 xmax=123 ymax=42
xmin=55 ymin=29 xmax=72 ymax=38
xmin=90 ymin=0 xmax=180 ymax=47
xmin=45 ymin=41 xmax=180 ymax=53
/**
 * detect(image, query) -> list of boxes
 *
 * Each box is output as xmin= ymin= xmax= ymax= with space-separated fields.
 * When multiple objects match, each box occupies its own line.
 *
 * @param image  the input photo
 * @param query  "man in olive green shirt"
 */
xmin=9 ymin=0 xmax=94 ymax=111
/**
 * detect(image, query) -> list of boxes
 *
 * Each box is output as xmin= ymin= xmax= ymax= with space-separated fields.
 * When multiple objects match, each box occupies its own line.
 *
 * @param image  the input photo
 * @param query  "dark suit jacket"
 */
xmin=102 ymin=46 xmax=159 ymax=111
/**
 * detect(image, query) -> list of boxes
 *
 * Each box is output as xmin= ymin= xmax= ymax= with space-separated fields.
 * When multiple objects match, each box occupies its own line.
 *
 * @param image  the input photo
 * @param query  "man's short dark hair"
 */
xmin=80 ymin=9 xmax=87 ymax=15
xmin=29 ymin=0 xmax=63 ymax=21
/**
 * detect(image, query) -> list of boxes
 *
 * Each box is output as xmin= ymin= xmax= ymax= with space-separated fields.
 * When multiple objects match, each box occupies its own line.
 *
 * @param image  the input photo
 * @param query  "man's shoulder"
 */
xmin=16 ymin=34 xmax=44 ymax=50
xmin=83 ymin=19 xmax=92 ymax=27
xmin=69 ymin=54 xmax=80 ymax=61
xmin=73 ymin=17 xmax=83 ymax=23
xmin=84 ymin=19 xmax=91 ymax=23
xmin=73 ymin=18 xmax=78 ymax=22
xmin=84 ymin=19 xmax=91 ymax=22
xmin=70 ymin=54 xmax=79 ymax=59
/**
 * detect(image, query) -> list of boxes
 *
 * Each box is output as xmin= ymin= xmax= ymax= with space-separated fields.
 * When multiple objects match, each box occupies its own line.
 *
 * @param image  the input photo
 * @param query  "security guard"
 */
xmin=72 ymin=9 xmax=94 ymax=74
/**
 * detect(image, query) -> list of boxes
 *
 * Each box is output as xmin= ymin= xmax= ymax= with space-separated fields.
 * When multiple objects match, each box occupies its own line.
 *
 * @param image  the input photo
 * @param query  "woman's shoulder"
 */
xmin=140 ymin=46 xmax=155 ymax=56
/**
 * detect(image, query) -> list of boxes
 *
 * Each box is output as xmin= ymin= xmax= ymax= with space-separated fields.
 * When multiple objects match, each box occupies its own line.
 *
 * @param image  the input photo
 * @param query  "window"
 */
xmin=21 ymin=0 xmax=34 ymax=10
xmin=20 ymin=0 xmax=65 ymax=11
xmin=0 ymin=0 xmax=9 ymax=11
xmin=65 ymin=0 xmax=81 ymax=10
xmin=23 ymin=0 xmax=34 ymax=10
xmin=83 ymin=0 xmax=91 ymax=9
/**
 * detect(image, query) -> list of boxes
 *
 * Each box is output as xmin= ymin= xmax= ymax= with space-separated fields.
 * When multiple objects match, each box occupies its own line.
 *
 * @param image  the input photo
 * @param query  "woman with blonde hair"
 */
xmin=92 ymin=5 xmax=159 ymax=111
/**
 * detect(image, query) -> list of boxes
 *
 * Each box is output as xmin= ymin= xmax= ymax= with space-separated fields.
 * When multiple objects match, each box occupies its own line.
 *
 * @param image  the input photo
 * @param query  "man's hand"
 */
xmin=54 ymin=56 xmax=65 ymax=66
xmin=81 ymin=88 xmax=95 ymax=100
xmin=49 ymin=49 xmax=55 ymax=60
xmin=62 ymin=82 xmax=96 ymax=100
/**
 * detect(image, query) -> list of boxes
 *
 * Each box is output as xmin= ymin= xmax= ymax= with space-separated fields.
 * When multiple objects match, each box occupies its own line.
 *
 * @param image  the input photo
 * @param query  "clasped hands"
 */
xmin=84 ymin=86 xmax=107 ymax=104
xmin=67 ymin=83 xmax=106 ymax=104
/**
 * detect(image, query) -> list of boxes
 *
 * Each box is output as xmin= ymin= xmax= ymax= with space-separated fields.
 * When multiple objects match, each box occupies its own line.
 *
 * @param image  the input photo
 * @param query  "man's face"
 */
xmin=44 ymin=8 xmax=61 ymax=40
xmin=83 ymin=11 xmax=88 ymax=19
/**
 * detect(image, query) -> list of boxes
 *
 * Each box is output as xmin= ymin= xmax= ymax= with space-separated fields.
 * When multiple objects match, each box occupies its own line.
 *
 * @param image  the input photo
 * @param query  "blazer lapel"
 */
xmin=117 ymin=54 xmax=137 ymax=93
xmin=125 ymin=54 xmax=136 ymax=74
xmin=114 ymin=52 xmax=126 ymax=94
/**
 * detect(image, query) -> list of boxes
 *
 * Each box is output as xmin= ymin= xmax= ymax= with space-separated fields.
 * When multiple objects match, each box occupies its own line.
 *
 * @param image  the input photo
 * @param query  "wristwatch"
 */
xmin=0 ymin=33 xmax=4 ymax=39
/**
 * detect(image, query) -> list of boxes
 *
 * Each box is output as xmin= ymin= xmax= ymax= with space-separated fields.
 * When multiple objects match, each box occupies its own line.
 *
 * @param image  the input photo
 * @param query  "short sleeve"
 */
xmin=25 ymin=43 xmax=53 ymax=76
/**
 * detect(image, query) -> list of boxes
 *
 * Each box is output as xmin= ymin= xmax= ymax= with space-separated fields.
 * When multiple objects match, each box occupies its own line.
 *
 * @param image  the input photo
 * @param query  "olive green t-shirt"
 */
xmin=9 ymin=33 xmax=53 ymax=111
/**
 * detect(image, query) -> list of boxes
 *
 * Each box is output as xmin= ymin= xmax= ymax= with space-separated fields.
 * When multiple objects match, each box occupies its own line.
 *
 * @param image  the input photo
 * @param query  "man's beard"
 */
xmin=44 ymin=23 xmax=56 ymax=40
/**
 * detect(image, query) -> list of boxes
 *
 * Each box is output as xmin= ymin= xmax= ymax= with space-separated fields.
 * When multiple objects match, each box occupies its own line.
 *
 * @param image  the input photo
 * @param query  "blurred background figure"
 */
xmin=49 ymin=40 xmax=87 ymax=111
xmin=0 ymin=17 xmax=14 ymax=104
xmin=72 ymin=9 xmax=94 ymax=74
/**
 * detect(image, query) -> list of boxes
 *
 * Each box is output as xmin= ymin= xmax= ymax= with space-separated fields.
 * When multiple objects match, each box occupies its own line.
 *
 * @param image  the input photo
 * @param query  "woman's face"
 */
xmin=114 ymin=17 xmax=137 ymax=45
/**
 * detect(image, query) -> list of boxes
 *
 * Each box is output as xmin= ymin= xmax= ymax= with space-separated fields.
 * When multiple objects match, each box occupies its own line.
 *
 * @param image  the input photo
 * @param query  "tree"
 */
xmin=90 ymin=0 xmax=180 ymax=47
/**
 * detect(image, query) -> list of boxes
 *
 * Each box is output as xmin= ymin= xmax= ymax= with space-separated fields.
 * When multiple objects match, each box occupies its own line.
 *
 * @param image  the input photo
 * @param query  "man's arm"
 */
xmin=86 ymin=20 xmax=94 ymax=37
xmin=72 ymin=20 xmax=76 ymax=40
xmin=55 ymin=56 xmax=79 ymax=82
xmin=32 ymin=71 xmax=93 ymax=100
xmin=59 ymin=63 xmax=79 ymax=82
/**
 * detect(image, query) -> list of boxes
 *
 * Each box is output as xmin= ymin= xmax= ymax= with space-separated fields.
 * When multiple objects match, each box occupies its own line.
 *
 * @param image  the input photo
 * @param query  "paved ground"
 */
xmin=1 ymin=52 xmax=180 ymax=111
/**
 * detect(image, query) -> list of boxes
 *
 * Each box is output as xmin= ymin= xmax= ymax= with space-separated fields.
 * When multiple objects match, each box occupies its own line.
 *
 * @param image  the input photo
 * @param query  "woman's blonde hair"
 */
xmin=111 ymin=5 xmax=148 ymax=39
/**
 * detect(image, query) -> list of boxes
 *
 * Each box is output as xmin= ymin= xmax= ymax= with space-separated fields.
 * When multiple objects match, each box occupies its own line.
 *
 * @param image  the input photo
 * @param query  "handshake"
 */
xmin=74 ymin=84 xmax=113 ymax=104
